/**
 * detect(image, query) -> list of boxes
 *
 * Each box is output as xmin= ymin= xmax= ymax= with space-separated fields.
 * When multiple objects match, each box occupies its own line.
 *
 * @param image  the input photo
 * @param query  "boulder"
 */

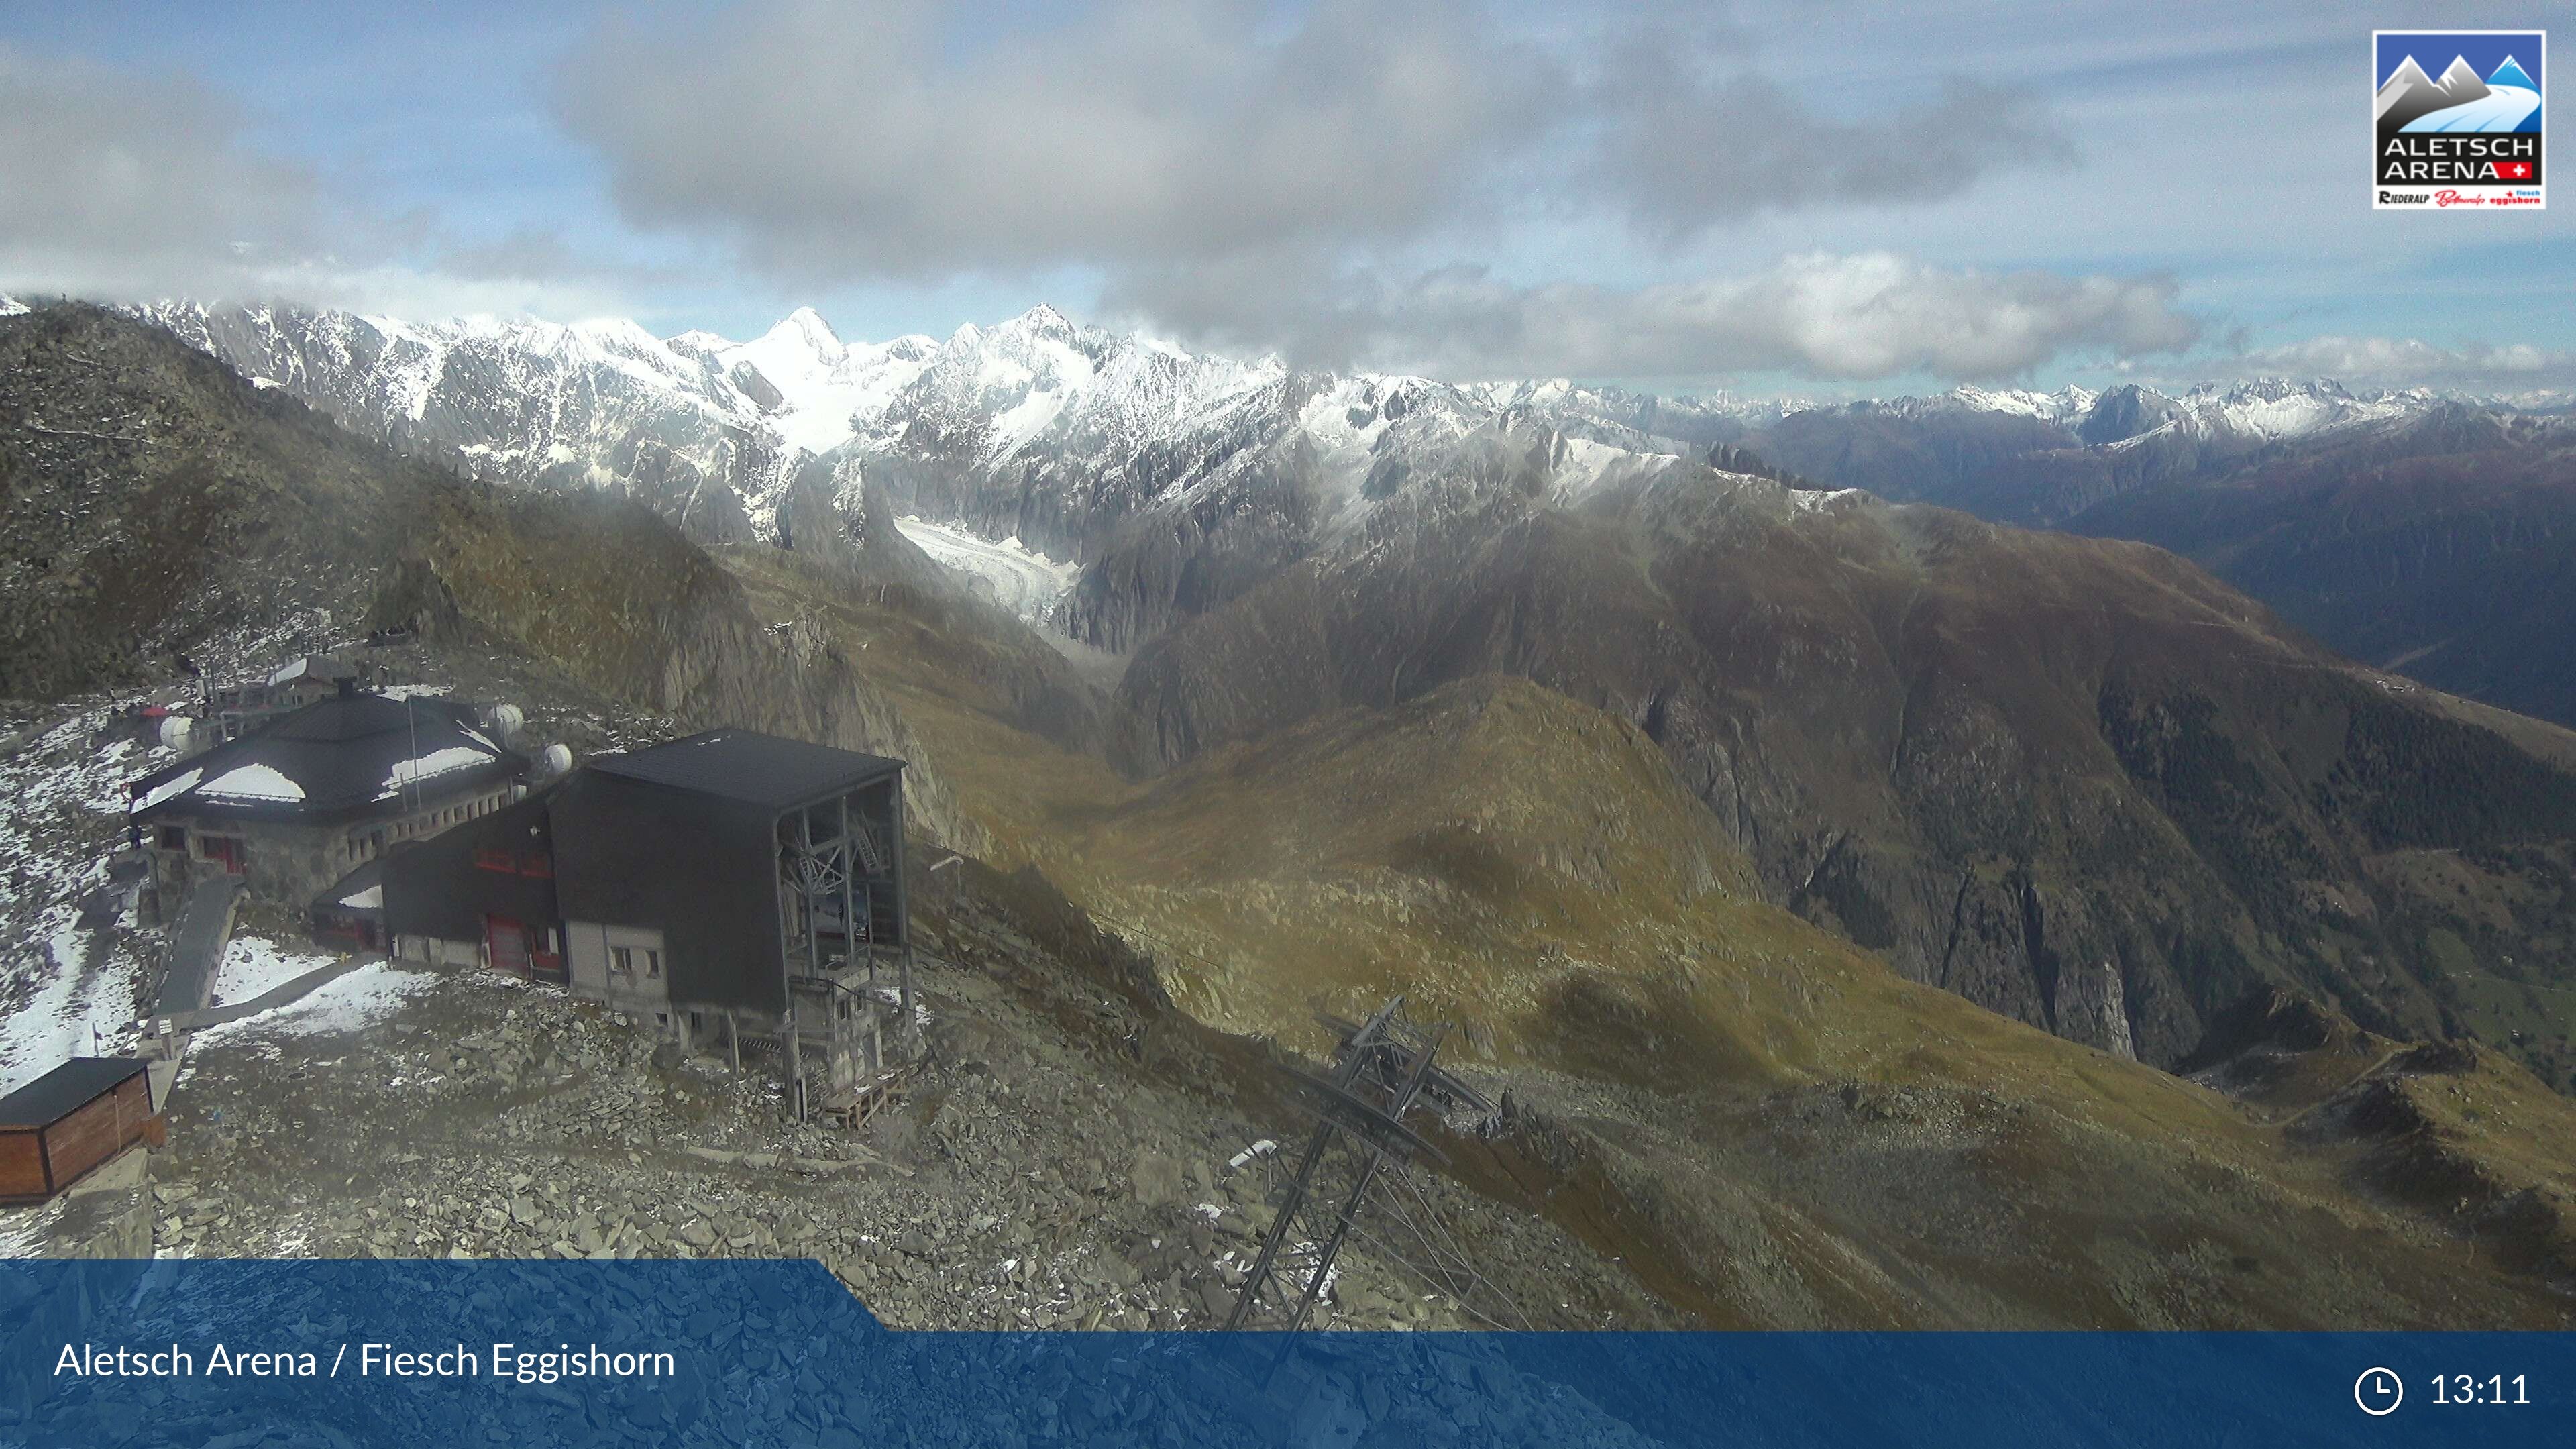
xmin=1128 ymin=1151 xmax=1187 ymax=1209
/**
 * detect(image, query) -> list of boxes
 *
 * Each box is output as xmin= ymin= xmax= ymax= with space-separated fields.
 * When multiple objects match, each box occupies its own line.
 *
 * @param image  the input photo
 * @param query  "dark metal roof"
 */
xmin=0 ymin=1057 xmax=147 ymax=1129
xmin=585 ymin=729 xmax=903 ymax=812
xmin=268 ymin=654 xmax=357 ymax=687
xmin=311 ymin=853 xmax=388 ymax=913
xmin=127 ymin=692 xmax=525 ymax=822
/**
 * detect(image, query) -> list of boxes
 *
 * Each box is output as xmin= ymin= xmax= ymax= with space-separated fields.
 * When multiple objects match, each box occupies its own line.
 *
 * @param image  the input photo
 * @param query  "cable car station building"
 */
xmin=372 ymin=729 xmax=912 ymax=1118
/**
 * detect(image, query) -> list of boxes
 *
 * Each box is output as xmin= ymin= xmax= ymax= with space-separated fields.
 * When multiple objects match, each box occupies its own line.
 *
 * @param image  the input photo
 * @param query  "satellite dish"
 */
xmin=538 ymin=743 xmax=574 ymax=779
xmin=483 ymin=703 xmax=526 ymax=741
xmin=157 ymin=716 xmax=193 ymax=751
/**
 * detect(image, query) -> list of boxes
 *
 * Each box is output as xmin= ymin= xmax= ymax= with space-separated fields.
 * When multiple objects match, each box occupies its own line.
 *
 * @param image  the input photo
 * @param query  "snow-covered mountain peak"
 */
xmin=699 ymin=309 xmax=935 ymax=457
xmin=94 ymin=293 xmax=2542 ymax=621
xmin=768 ymin=305 xmax=843 ymax=350
xmin=566 ymin=315 xmax=670 ymax=353
xmin=998 ymin=303 xmax=1079 ymax=343
xmin=1946 ymin=383 xmax=2100 ymax=421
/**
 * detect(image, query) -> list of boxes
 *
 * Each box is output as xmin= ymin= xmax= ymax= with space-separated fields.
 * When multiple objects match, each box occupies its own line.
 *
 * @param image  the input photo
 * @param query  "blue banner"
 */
xmin=1 ymin=1260 xmax=2566 ymax=1446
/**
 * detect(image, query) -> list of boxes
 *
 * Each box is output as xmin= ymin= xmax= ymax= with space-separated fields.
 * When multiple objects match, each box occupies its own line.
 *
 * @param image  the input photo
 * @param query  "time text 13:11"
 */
xmin=2430 ymin=1375 xmax=2530 ymax=1406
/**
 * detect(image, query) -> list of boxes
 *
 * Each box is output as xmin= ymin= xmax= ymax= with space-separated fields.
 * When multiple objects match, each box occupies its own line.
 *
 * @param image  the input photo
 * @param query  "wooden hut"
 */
xmin=0 ymin=1058 xmax=158 ymax=1203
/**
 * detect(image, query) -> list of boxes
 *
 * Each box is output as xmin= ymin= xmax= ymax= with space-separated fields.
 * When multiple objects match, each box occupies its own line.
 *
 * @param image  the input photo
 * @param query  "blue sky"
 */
xmin=1 ymin=1 xmax=2569 ymax=397
xmin=2376 ymin=30 xmax=2542 ymax=93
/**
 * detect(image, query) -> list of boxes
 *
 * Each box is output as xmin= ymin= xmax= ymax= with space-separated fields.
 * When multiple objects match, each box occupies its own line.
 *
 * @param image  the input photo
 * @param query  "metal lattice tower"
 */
xmin=1224 ymin=996 xmax=1497 ymax=1332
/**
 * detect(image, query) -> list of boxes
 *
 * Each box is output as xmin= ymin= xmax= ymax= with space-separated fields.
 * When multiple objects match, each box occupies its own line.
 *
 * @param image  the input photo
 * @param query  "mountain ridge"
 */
xmin=65 ymin=296 xmax=2531 ymax=563
xmin=8 ymin=302 xmax=2576 ymax=1326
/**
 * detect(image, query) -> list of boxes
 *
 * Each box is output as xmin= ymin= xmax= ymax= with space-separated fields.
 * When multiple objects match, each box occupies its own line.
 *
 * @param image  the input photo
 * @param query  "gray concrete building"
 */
xmin=125 ymin=682 xmax=531 ymax=915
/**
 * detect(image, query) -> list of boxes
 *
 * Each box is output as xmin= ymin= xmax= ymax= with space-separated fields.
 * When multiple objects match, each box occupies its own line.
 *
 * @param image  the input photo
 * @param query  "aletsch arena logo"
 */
xmin=2374 ymin=30 xmax=2546 ymax=209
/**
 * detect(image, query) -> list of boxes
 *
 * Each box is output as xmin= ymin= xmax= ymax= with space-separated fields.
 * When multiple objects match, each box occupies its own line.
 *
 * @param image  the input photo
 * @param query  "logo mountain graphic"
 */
xmin=2377 ymin=50 xmax=2541 ymax=136
xmin=2372 ymin=31 xmax=2546 ymax=208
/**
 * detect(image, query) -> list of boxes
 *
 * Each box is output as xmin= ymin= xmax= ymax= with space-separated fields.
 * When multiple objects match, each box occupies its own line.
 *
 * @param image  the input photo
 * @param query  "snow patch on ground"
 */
xmin=1546 ymin=437 xmax=1639 ymax=502
xmin=0 ymin=1193 xmax=72 ymax=1260
xmin=0 ymin=704 xmax=160 ymax=1092
xmin=211 ymin=936 xmax=339 ymax=1008
xmin=1790 ymin=487 xmax=1870 ymax=511
xmin=191 ymin=961 xmax=437 ymax=1044
xmin=0 ymin=924 xmax=142 ymax=1095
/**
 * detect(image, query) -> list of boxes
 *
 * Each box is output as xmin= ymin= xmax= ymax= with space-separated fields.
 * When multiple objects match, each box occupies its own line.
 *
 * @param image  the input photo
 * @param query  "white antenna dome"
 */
xmin=538 ymin=743 xmax=574 ymax=779
xmin=157 ymin=716 xmax=193 ymax=751
xmin=483 ymin=703 xmax=526 ymax=741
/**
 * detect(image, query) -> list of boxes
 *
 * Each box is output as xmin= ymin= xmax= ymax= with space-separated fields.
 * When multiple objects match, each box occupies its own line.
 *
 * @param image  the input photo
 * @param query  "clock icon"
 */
xmin=2356 ymin=1366 xmax=2405 ymax=1416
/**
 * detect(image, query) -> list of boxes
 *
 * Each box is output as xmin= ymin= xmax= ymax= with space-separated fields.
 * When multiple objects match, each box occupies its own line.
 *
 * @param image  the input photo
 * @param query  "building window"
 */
xmin=645 ymin=950 xmax=662 ymax=978
xmin=611 ymin=945 xmax=633 ymax=976
xmin=156 ymin=826 xmax=186 ymax=851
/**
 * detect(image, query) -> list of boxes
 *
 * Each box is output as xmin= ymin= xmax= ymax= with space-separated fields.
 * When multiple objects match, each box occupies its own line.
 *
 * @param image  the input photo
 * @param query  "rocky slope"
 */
xmin=1104 ymin=433 xmax=2576 ymax=1083
xmin=2060 ymin=411 xmax=2576 ymax=726
xmin=119 ymin=297 xmax=2572 ymax=737
xmin=682 ymin=545 xmax=2576 ymax=1326
xmin=7 ymin=308 xmax=2574 ymax=1327
xmin=21 ymin=299 xmax=2573 ymax=1079
xmin=133 ymin=303 xmax=779 ymax=543
xmin=117 ymin=299 xmax=1794 ymax=647
xmin=1743 ymin=378 xmax=2447 ymax=524
xmin=1733 ymin=383 xmax=2576 ymax=728
xmin=0 ymin=303 xmax=440 ymax=698
xmin=0 ymin=303 xmax=990 ymax=853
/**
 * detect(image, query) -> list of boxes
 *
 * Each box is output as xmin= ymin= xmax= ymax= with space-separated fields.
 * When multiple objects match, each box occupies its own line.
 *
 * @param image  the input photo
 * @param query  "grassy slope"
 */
xmin=716 ymin=547 xmax=2575 ymax=1328
xmin=1096 ymin=467 xmax=2576 ymax=1089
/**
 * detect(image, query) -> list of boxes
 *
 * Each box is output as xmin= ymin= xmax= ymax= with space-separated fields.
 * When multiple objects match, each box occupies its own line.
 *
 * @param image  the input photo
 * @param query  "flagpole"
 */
xmin=407 ymin=690 xmax=421 ymax=819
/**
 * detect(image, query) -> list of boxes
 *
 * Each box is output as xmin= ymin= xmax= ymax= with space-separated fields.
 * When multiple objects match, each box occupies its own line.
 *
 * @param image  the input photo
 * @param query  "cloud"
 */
xmin=557 ymin=0 xmax=1546 ymax=278
xmin=0 ymin=42 xmax=654 ymax=319
xmin=1111 ymin=252 xmax=2200 ymax=382
xmin=554 ymin=0 xmax=2076 ymax=282
xmin=0 ymin=44 xmax=326 ymax=295
xmin=2225 ymin=335 xmax=2576 ymax=391
xmin=1580 ymin=42 xmax=2076 ymax=240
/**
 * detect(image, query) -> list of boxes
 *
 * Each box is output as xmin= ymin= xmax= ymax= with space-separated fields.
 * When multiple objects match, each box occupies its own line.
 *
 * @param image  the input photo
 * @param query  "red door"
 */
xmin=485 ymin=915 xmax=531 ymax=973
xmin=206 ymin=837 xmax=245 ymax=875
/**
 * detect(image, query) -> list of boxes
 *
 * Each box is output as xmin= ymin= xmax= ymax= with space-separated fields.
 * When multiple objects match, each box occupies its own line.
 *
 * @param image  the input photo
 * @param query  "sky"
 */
xmin=1 ymin=0 xmax=2570 ymax=399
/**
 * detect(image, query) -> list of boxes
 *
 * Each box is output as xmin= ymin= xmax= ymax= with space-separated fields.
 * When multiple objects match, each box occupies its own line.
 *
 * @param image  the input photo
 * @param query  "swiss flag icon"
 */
xmin=2498 ymin=160 xmax=2534 ymax=180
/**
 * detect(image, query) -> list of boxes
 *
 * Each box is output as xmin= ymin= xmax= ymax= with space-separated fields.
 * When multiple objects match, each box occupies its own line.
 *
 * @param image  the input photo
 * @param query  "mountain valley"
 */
xmin=3 ymin=301 xmax=2573 ymax=1328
